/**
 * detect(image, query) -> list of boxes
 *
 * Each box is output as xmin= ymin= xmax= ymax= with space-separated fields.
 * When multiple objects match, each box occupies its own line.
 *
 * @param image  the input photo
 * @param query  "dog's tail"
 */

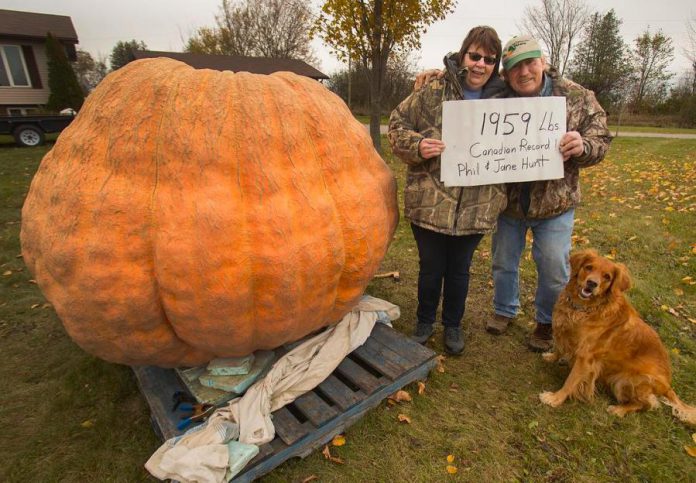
xmin=661 ymin=389 xmax=696 ymax=426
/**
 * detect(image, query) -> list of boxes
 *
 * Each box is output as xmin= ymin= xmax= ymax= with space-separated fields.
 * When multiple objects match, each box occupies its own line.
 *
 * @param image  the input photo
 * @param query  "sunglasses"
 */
xmin=467 ymin=52 xmax=497 ymax=66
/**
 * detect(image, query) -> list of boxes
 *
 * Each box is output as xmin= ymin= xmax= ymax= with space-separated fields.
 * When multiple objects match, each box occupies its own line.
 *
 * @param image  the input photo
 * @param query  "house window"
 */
xmin=0 ymin=45 xmax=31 ymax=87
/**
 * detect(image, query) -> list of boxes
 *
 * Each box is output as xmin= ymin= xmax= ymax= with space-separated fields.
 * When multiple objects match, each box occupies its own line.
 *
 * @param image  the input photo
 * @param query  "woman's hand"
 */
xmin=419 ymin=138 xmax=446 ymax=159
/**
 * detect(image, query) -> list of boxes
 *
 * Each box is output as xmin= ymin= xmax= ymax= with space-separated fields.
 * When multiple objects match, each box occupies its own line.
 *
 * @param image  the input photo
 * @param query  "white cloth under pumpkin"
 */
xmin=146 ymin=295 xmax=400 ymax=483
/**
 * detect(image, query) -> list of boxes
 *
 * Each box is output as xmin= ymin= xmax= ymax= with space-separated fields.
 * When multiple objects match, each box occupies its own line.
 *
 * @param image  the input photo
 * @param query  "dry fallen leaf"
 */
xmin=390 ymin=390 xmax=412 ymax=403
xmin=674 ymin=288 xmax=684 ymax=296
xmin=30 ymin=303 xmax=40 ymax=309
xmin=301 ymin=476 xmax=319 ymax=483
xmin=322 ymin=445 xmax=344 ymax=465
xmin=397 ymin=414 xmax=411 ymax=424
xmin=332 ymin=434 xmax=346 ymax=447
xmin=446 ymin=454 xmax=455 ymax=463
xmin=417 ymin=381 xmax=426 ymax=395
xmin=446 ymin=465 xmax=458 ymax=474
xmin=2 ymin=270 xmax=12 ymax=276
xmin=435 ymin=355 xmax=446 ymax=373
xmin=80 ymin=420 xmax=94 ymax=428
xmin=692 ymin=433 xmax=696 ymax=443
xmin=685 ymin=446 xmax=696 ymax=457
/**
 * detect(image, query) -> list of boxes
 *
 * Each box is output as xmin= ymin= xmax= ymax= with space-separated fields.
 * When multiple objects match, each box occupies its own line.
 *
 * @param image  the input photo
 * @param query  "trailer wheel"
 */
xmin=13 ymin=124 xmax=45 ymax=147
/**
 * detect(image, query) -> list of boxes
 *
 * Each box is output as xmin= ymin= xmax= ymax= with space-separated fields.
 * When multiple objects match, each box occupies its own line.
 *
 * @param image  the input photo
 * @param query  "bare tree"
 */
xmin=186 ymin=0 xmax=318 ymax=66
xmin=73 ymin=49 xmax=108 ymax=94
xmin=518 ymin=0 xmax=589 ymax=75
xmin=631 ymin=28 xmax=674 ymax=109
xmin=685 ymin=14 xmax=696 ymax=94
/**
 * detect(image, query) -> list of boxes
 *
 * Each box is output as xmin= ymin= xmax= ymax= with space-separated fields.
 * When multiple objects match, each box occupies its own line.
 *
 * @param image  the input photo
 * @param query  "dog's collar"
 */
xmin=564 ymin=294 xmax=604 ymax=312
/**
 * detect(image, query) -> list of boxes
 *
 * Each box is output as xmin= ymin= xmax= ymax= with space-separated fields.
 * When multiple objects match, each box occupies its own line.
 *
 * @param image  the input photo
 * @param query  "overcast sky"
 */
xmin=3 ymin=0 xmax=694 ymax=77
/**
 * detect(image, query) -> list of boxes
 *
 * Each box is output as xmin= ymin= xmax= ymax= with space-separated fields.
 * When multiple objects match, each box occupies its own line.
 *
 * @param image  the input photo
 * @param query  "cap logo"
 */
xmin=503 ymin=40 xmax=526 ymax=60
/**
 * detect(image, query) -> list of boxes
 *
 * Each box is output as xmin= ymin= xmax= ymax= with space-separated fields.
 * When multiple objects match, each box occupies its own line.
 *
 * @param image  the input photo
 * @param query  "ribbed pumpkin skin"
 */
xmin=21 ymin=58 xmax=398 ymax=367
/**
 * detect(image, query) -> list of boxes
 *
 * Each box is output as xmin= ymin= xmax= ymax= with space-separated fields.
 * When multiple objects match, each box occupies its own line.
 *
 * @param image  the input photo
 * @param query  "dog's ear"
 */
xmin=570 ymin=249 xmax=597 ymax=277
xmin=610 ymin=262 xmax=631 ymax=294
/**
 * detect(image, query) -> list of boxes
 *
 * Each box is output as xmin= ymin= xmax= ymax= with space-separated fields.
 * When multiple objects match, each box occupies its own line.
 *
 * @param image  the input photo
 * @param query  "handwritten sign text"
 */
xmin=441 ymin=97 xmax=567 ymax=186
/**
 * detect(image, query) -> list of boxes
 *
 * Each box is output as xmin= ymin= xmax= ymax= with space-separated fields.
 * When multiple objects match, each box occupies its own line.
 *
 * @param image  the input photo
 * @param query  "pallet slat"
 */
xmin=370 ymin=323 xmax=435 ymax=365
xmin=316 ymin=375 xmax=364 ymax=411
xmin=272 ymin=406 xmax=310 ymax=446
xmin=335 ymin=357 xmax=384 ymax=394
xmin=293 ymin=391 xmax=339 ymax=427
xmin=352 ymin=341 xmax=406 ymax=380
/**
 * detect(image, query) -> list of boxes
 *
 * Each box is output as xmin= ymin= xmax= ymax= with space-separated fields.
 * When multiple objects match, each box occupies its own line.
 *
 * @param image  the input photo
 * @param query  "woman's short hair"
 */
xmin=457 ymin=26 xmax=502 ymax=77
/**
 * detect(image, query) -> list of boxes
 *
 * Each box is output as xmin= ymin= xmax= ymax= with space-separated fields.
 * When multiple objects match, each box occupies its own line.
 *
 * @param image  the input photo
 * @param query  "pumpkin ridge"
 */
xmin=272 ymin=73 xmax=345 ymax=326
xmin=149 ymin=63 xmax=192 ymax=356
xmin=277 ymin=72 xmax=385 ymax=317
xmin=263 ymin=74 xmax=335 ymax=337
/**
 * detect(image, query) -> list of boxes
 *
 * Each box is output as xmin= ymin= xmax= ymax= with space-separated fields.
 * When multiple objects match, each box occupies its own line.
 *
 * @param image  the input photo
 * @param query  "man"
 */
xmin=414 ymin=35 xmax=612 ymax=352
xmin=489 ymin=35 xmax=612 ymax=351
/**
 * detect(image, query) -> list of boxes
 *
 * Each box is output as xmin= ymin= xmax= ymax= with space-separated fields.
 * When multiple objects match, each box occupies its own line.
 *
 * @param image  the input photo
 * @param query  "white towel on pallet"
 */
xmin=146 ymin=295 xmax=400 ymax=483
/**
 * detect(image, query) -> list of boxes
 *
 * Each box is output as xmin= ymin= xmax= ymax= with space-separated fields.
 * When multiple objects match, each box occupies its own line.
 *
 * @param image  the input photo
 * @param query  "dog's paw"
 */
xmin=539 ymin=391 xmax=565 ymax=407
xmin=542 ymin=351 xmax=558 ymax=363
xmin=607 ymin=405 xmax=627 ymax=418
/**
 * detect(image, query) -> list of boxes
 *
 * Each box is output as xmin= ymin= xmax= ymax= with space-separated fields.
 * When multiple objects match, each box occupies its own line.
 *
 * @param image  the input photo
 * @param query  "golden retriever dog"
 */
xmin=539 ymin=249 xmax=695 ymax=425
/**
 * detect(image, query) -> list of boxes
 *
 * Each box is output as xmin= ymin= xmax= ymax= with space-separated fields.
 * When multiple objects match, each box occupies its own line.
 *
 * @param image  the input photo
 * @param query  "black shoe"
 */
xmin=444 ymin=326 xmax=465 ymax=355
xmin=411 ymin=323 xmax=434 ymax=344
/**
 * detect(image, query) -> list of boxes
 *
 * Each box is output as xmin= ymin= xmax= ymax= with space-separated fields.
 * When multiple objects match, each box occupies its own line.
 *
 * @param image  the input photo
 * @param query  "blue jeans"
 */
xmin=491 ymin=210 xmax=574 ymax=325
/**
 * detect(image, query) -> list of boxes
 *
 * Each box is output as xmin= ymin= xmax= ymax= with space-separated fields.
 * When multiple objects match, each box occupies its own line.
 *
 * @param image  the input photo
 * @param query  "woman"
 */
xmin=387 ymin=26 xmax=507 ymax=355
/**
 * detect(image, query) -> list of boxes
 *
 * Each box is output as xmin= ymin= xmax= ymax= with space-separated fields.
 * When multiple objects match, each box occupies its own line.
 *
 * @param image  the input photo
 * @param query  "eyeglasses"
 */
xmin=467 ymin=52 xmax=497 ymax=66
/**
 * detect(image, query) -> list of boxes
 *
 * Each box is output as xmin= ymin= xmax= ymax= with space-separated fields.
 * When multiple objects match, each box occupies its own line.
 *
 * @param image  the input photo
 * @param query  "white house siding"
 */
xmin=0 ymin=39 xmax=49 ymax=107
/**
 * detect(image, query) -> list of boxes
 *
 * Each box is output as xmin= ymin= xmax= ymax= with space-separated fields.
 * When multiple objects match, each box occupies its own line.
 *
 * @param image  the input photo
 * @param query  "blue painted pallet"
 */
xmin=133 ymin=323 xmax=437 ymax=482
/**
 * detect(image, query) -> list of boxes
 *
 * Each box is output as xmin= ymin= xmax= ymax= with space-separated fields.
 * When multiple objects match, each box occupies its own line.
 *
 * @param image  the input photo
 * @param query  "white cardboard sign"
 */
xmin=441 ymin=97 xmax=567 ymax=187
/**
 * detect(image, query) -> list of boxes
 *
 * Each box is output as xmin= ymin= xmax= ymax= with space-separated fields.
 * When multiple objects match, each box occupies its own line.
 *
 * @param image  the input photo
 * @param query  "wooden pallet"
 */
xmin=133 ymin=323 xmax=437 ymax=482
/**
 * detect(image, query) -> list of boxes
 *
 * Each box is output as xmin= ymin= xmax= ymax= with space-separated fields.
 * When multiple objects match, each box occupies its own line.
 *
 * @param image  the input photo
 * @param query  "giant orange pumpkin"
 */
xmin=21 ymin=58 xmax=398 ymax=367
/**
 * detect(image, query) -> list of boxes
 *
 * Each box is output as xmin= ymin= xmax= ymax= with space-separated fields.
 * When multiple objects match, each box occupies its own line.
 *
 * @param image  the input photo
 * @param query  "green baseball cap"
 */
xmin=502 ymin=35 xmax=542 ymax=71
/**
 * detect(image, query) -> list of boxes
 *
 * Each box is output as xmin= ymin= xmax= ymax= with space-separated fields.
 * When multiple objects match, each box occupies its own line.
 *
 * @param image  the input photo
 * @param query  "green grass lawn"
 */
xmin=608 ymin=125 xmax=696 ymax=135
xmin=1 ymin=136 xmax=695 ymax=481
xmin=353 ymin=114 xmax=390 ymax=125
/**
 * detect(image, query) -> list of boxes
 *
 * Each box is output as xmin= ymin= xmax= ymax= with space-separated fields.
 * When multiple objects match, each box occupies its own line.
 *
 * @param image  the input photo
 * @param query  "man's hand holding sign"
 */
xmin=440 ymin=97 xmax=568 ymax=187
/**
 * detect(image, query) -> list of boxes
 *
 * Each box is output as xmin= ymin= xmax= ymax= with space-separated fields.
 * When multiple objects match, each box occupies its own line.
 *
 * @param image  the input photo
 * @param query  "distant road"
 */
xmin=608 ymin=131 xmax=696 ymax=139
xmin=368 ymin=124 xmax=696 ymax=139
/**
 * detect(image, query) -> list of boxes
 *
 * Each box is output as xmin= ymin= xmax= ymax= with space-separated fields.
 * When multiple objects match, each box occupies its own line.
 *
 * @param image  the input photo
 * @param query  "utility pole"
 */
xmin=347 ymin=50 xmax=352 ymax=110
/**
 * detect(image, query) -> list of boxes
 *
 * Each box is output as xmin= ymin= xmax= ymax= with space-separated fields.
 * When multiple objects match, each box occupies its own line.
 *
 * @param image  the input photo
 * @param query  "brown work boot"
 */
xmin=528 ymin=323 xmax=553 ymax=352
xmin=486 ymin=314 xmax=513 ymax=335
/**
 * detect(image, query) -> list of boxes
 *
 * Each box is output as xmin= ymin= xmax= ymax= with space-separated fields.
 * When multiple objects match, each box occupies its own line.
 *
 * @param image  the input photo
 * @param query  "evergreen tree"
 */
xmin=109 ymin=39 xmax=147 ymax=71
xmin=45 ymin=32 xmax=85 ymax=112
xmin=568 ymin=9 xmax=632 ymax=109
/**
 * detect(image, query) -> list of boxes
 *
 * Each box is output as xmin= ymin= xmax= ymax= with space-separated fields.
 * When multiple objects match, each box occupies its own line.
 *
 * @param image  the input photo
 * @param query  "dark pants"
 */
xmin=411 ymin=223 xmax=483 ymax=328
